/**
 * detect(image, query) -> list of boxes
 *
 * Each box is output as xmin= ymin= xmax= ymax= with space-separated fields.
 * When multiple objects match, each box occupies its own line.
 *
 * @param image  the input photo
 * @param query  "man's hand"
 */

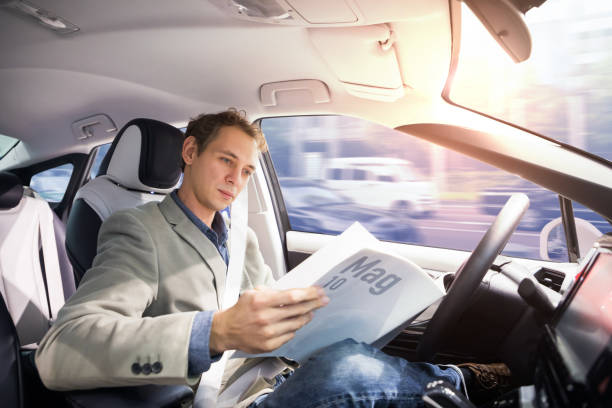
xmin=210 ymin=286 xmax=329 ymax=354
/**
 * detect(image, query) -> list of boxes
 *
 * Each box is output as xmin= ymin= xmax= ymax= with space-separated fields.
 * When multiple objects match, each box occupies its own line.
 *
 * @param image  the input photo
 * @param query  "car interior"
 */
xmin=0 ymin=0 xmax=611 ymax=407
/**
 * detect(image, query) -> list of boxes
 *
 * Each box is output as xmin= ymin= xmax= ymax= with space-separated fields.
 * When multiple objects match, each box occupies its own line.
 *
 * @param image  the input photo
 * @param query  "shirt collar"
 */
xmin=170 ymin=190 xmax=228 ymax=244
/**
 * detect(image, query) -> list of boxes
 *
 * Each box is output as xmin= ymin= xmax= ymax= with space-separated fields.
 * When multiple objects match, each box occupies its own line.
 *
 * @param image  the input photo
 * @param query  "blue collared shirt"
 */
xmin=170 ymin=190 xmax=229 ymax=375
xmin=170 ymin=190 xmax=229 ymax=265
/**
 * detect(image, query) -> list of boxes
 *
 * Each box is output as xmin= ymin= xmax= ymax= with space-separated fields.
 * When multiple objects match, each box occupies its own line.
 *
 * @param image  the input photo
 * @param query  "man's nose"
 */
xmin=226 ymin=167 xmax=241 ymax=185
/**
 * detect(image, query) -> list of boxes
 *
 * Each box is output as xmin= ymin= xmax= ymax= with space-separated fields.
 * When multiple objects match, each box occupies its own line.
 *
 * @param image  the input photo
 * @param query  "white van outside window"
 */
xmin=323 ymin=157 xmax=439 ymax=217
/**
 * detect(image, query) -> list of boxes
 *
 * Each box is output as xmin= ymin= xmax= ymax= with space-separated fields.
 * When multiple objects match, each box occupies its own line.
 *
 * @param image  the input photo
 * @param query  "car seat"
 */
xmin=0 ymin=171 xmax=74 ymax=347
xmin=65 ymin=118 xmax=184 ymax=285
xmin=0 ymin=170 xmax=75 ymax=407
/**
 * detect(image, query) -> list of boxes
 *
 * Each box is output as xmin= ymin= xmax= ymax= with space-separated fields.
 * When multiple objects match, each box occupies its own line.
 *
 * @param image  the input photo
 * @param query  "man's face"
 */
xmin=182 ymin=125 xmax=258 ymax=217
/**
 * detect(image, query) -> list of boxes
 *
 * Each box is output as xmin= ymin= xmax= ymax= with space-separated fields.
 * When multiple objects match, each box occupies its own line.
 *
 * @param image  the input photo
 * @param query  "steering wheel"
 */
xmin=416 ymin=193 xmax=530 ymax=361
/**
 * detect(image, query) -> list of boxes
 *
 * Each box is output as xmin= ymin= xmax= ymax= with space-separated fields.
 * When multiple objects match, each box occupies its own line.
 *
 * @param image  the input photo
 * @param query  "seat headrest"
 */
xmin=98 ymin=118 xmax=183 ymax=193
xmin=0 ymin=172 xmax=23 ymax=209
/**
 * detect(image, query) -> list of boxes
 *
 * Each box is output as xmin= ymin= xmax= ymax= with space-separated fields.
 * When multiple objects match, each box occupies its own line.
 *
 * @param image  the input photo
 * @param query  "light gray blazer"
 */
xmin=35 ymin=195 xmax=275 ymax=391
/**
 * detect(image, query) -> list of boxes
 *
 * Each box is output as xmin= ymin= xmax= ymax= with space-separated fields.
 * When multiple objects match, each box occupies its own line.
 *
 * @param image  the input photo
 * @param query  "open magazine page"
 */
xmin=234 ymin=223 xmax=444 ymax=362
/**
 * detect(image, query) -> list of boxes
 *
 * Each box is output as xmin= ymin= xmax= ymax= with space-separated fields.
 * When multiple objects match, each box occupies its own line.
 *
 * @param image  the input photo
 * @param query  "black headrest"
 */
xmin=98 ymin=118 xmax=184 ymax=192
xmin=0 ymin=172 xmax=23 ymax=209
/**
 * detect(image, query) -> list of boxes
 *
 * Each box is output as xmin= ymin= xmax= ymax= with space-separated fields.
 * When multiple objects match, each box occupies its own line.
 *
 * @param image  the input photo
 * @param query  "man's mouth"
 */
xmin=218 ymin=189 xmax=234 ymax=200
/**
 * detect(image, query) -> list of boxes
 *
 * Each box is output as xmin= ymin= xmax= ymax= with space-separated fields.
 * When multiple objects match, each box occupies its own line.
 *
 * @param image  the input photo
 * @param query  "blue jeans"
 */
xmin=249 ymin=339 xmax=462 ymax=408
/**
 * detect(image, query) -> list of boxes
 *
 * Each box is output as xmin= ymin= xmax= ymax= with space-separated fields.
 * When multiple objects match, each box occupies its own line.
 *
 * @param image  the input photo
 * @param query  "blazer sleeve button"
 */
xmin=152 ymin=361 xmax=163 ymax=374
xmin=141 ymin=363 xmax=152 ymax=375
xmin=131 ymin=363 xmax=142 ymax=375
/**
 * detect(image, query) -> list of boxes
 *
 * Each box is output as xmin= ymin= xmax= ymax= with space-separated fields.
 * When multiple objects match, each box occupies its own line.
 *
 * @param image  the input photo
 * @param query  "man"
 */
xmin=35 ymin=110 xmax=502 ymax=407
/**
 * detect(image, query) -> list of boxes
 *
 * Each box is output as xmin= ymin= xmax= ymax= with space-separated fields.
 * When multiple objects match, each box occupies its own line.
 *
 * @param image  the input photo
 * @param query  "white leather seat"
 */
xmin=65 ymin=118 xmax=184 ymax=285
xmin=0 ymin=171 xmax=72 ymax=347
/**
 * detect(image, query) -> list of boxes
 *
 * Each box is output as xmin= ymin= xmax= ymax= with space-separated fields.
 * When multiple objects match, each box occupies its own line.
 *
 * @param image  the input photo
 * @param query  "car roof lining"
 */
xmin=0 ymin=0 xmax=453 ymax=166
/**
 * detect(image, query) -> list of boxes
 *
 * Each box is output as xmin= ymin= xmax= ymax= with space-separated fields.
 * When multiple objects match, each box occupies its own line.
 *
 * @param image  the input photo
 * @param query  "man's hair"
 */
xmin=182 ymin=109 xmax=267 ymax=169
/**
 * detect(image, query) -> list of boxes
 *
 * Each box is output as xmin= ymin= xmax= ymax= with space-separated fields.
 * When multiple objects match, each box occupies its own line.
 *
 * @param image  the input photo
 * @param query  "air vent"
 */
xmin=534 ymin=267 xmax=565 ymax=292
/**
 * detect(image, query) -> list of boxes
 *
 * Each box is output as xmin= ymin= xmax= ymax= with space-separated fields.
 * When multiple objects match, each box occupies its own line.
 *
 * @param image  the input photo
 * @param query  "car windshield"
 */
xmin=0 ymin=134 xmax=19 ymax=159
xmin=449 ymin=0 xmax=612 ymax=162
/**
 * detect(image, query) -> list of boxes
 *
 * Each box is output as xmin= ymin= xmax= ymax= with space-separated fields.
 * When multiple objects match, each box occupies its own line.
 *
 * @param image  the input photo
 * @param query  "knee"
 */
xmin=302 ymin=339 xmax=404 ymax=386
xmin=307 ymin=338 xmax=381 ymax=369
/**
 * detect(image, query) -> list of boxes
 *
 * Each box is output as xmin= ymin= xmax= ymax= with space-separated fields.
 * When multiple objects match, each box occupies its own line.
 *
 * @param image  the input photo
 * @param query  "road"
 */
xmin=398 ymin=201 xmax=543 ymax=259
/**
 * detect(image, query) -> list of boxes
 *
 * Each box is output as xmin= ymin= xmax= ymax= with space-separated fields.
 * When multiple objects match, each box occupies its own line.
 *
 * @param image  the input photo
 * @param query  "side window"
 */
xmin=30 ymin=163 xmax=74 ymax=203
xmin=89 ymin=143 xmax=112 ymax=179
xmin=262 ymin=115 xmax=580 ymax=261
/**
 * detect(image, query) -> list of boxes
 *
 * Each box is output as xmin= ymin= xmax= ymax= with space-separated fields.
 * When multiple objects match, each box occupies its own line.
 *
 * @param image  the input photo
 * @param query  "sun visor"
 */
xmin=308 ymin=24 xmax=404 ymax=102
xmin=390 ymin=10 xmax=452 ymax=97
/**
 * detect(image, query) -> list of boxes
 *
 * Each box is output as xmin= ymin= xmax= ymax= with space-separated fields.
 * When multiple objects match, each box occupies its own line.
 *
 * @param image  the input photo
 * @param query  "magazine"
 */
xmin=233 ymin=222 xmax=445 ymax=362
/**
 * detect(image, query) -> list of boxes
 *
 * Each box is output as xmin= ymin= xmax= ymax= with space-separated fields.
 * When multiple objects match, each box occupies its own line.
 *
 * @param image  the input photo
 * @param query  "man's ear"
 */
xmin=182 ymin=136 xmax=198 ymax=165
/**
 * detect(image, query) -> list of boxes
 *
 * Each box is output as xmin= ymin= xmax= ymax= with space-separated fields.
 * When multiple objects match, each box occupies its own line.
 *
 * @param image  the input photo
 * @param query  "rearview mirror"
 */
xmin=463 ymin=0 xmax=540 ymax=62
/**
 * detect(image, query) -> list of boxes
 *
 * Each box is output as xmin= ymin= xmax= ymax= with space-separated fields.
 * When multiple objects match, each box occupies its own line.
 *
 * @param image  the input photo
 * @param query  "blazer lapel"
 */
xmin=158 ymin=196 xmax=227 ymax=309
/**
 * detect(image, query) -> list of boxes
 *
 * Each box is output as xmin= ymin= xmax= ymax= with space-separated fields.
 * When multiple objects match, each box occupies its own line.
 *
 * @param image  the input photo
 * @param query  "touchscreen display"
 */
xmin=555 ymin=252 xmax=612 ymax=383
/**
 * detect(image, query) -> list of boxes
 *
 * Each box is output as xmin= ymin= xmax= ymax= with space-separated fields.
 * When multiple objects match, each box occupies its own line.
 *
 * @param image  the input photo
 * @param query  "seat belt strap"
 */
xmin=37 ymin=199 xmax=65 ymax=322
xmin=221 ymin=188 xmax=249 ymax=309
xmin=194 ymin=186 xmax=249 ymax=408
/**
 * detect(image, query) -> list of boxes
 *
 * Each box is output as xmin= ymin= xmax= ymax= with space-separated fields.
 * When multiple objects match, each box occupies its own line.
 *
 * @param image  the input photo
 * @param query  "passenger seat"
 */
xmin=0 ymin=170 xmax=74 ymax=407
xmin=65 ymin=118 xmax=184 ymax=285
xmin=0 ymin=171 xmax=74 ymax=348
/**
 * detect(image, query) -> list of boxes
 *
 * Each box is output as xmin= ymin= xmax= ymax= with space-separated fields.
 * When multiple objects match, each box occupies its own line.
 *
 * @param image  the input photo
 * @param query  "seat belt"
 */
xmin=194 ymin=186 xmax=249 ymax=408
xmin=37 ymin=198 xmax=65 ymax=322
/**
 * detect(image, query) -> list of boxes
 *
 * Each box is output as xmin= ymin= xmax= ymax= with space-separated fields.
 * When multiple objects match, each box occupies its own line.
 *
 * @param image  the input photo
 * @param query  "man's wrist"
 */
xmin=188 ymin=311 xmax=218 ymax=376
xmin=209 ymin=310 xmax=227 ymax=355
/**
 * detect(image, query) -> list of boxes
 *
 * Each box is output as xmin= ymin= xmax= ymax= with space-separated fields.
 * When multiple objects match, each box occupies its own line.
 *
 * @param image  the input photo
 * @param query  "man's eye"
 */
xmin=221 ymin=157 xmax=231 ymax=164
xmin=243 ymin=169 xmax=252 ymax=177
